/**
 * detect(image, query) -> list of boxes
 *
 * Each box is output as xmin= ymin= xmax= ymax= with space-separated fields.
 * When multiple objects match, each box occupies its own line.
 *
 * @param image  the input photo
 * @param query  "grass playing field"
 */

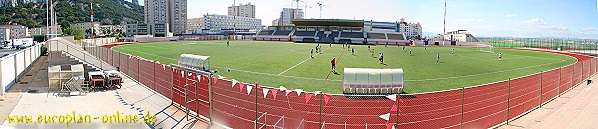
xmin=112 ymin=40 xmax=576 ymax=94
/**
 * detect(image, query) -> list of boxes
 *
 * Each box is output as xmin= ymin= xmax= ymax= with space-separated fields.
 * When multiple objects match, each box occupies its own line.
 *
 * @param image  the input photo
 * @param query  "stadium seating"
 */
xmin=294 ymin=31 xmax=316 ymax=36
xmin=387 ymin=33 xmax=405 ymax=40
xmin=340 ymin=32 xmax=364 ymax=38
xmin=273 ymin=30 xmax=292 ymax=36
xmin=367 ymin=32 xmax=386 ymax=39
xmin=258 ymin=30 xmax=273 ymax=35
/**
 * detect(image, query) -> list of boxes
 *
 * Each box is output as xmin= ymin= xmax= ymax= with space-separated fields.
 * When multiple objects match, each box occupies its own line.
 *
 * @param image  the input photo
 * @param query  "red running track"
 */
xmin=99 ymin=45 xmax=596 ymax=129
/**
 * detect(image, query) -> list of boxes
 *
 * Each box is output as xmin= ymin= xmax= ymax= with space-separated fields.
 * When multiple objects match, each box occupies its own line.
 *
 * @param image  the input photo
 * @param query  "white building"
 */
xmin=186 ymin=18 xmax=204 ymax=34
xmin=271 ymin=18 xmax=280 ymax=26
xmin=398 ymin=18 xmax=422 ymax=39
xmin=0 ymin=28 xmax=9 ymax=41
xmin=126 ymin=23 xmax=171 ymax=37
xmin=189 ymin=14 xmax=262 ymax=34
xmin=443 ymin=30 xmax=479 ymax=42
xmin=0 ymin=0 xmax=44 ymax=7
xmin=364 ymin=18 xmax=423 ymax=39
xmin=0 ymin=24 xmax=29 ymax=39
xmin=29 ymin=26 xmax=63 ymax=36
xmin=275 ymin=8 xmax=303 ymax=26
xmin=228 ymin=2 xmax=256 ymax=18
xmin=144 ymin=0 xmax=187 ymax=35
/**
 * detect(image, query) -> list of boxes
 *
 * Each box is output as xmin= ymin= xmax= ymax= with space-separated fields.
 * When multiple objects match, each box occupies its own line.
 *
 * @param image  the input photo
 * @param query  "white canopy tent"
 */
xmin=343 ymin=68 xmax=404 ymax=94
xmin=178 ymin=54 xmax=211 ymax=72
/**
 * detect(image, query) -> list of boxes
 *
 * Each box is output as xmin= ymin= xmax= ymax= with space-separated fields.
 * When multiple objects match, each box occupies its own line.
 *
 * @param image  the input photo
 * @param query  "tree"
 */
xmin=71 ymin=27 xmax=86 ymax=40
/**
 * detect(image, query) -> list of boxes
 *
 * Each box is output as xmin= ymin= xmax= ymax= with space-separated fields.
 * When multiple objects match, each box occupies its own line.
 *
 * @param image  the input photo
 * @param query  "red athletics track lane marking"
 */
xmin=326 ymin=48 xmax=345 ymax=80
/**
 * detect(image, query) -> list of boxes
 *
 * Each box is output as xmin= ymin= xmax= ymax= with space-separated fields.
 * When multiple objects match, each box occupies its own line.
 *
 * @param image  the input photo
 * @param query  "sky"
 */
xmin=130 ymin=0 xmax=598 ymax=39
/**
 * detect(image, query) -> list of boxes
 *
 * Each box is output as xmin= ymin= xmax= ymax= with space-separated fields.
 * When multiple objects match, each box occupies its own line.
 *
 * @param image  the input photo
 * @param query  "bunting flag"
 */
xmin=391 ymin=103 xmax=401 ymax=112
xmin=231 ymin=80 xmax=238 ymax=88
xmin=247 ymin=85 xmax=253 ymax=95
xmin=218 ymin=75 xmax=225 ymax=79
xmin=295 ymin=89 xmax=303 ymax=96
xmin=386 ymin=123 xmax=394 ymax=129
xmin=285 ymin=90 xmax=292 ymax=96
xmin=191 ymin=73 xmax=197 ymax=80
xmin=201 ymin=75 xmax=208 ymax=82
xmin=386 ymin=94 xmax=397 ymax=102
xmin=323 ymin=94 xmax=331 ymax=104
xmin=263 ymin=88 xmax=269 ymax=98
xmin=379 ymin=113 xmax=390 ymax=121
xmin=271 ymin=89 xmax=278 ymax=100
xmin=254 ymin=82 xmax=260 ymax=89
xmin=239 ymin=83 xmax=246 ymax=92
xmin=181 ymin=71 xmax=185 ymax=78
xmin=212 ymin=77 xmax=218 ymax=84
xmin=314 ymin=91 xmax=321 ymax=95
xmin=162 ymin=64 xmax=166 ymax=70
xmin=279 ymin=86 xmax=286 ymax=91
xmin=304 ymin=93 xmax=313 ymax=104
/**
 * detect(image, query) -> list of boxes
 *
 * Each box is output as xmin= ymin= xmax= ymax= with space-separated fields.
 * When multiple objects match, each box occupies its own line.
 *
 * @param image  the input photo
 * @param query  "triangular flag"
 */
xmin=231 ymin=80 xmax=238 ymax=88
xmin=181 ymin=71 xmax=185 ymax=77
xmin=212 ymin=77 xmax=218 ymax=84
xmin=304 ymin=93 xmax=313 ymax=104
xmin=314 ymin=91 xmax=321 ymax=95
xmin=191 ymin=73 xmax=197 ymax=80
xmin=386 ymin=94 xmax=397 ymax=102
xmin=239 ymin=83 xmax=245 ymax=92
xmin=285 ymin=90 xmax=292 ymax=96
xmin=271 ymin=89 xmax=278 ymax=100
xmin=263 ymin=88 xmax=269 ymax=98
xmin=323 ymin=94 xmax=331 ymax=104
xmin=295 ymin=89 xmax=303 ymax=96
xmin=386 ymin=123 xmax=394 ymax=129
xmin=218 ymin=75 xmax=225 ymax=79
xmin=391 ymin=103 xmax=399 ymax=112
xmin=247 ymin=86 xmax=253 ymax=95
xmin=201 ymin=75 xmax=208 ymax=82
xmin=279 ymin=86 xmax=286 ymax=91
xmin=254 ymin=82 xmax=260 ymax=89
xmin=162 ymin=64 xmax=166 ymax=70
xmin=379 ymin=113 xmax=390 ymax=121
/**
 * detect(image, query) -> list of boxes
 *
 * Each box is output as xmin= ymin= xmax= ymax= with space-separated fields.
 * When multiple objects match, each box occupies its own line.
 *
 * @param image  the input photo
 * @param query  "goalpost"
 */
xmin=477 ymin=44 xmax=495 ymax=53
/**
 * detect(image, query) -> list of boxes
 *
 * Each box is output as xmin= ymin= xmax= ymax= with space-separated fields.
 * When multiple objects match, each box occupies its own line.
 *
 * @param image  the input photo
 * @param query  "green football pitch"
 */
xmin=112 ymin=40 xmax=576 ymax=94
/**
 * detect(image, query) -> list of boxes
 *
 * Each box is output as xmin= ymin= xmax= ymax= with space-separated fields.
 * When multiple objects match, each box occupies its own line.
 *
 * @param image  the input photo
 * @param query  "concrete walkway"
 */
xmin=498 ymin=74 xmax=598 ymax=129
xmin=0 ymin=56 xmax=210 ymax=129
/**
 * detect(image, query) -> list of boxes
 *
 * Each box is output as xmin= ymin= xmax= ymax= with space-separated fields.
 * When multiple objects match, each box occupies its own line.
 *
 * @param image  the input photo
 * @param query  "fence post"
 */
xmin=572 ymin=64 xmax=575 ymax=89
xmin=138 ymin=58 xmax=140 ymax=81
xmin=320 ymin=93 xmax=323 ymax=127
xmin=396 ymin=94 xmax=400 ymax=128
xmin=507 ymin=78 xmax=511 ymax=125
xmin=209 ymin=74 xmax=213 ymax=126
xmin=461 ymin=86 xmax=465 ymax=129
xmin=559 ymin=67 xmax=562 ymax=97
xmin=255 ymin=83 xmax=259 ymax=129
xmin=153 ymin=60 xmax=156 ymax=90
xmin=540 ymin=71 xmax=543 ymax=107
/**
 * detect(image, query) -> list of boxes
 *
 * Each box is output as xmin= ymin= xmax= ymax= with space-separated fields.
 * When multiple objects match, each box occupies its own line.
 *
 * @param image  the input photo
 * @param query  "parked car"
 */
xmin=15 ymin=45 xmax=26 ymax=49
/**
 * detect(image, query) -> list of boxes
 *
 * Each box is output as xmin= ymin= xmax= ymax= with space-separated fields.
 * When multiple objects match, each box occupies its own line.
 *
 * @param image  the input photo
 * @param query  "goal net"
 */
xmin=477 ymin=44 xmax=494 ymax=53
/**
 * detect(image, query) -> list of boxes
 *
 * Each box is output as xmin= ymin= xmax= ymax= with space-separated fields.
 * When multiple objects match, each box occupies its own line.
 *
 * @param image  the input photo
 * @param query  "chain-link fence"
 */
xmin=82 ymin=40 xmax=595 ymax=129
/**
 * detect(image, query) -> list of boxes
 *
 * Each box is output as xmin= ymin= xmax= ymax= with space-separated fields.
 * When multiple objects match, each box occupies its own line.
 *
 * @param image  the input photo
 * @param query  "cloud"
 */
xmin=454 ymin=18 xmax=485 ymax=23
xmin=507 ymin=18 xmax=568 ymax=31
xmin=505 ymin=14 xmax=517 ymax=17
xmin=581 ymin=27 xmax=598 ymax=31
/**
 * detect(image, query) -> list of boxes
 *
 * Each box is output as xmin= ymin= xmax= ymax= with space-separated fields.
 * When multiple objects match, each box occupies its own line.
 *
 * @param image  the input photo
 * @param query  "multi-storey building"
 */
xmin=0 ymin=24 xmax=29 ymax=39
xmin=228 ymin=2 xmax=256 ymax=18
xmin=188 ymin=14 xmax=262 ymax=34
xmin=275 ymin=8 xmax=303 ymax=26
xmin=144 ymin=0 xmax=187 ymax=35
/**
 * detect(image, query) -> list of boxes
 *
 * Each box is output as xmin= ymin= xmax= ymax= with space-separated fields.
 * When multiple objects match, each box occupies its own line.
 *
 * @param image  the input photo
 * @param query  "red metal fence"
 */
xmin=91 ymin=46 xmax=596 ymax=129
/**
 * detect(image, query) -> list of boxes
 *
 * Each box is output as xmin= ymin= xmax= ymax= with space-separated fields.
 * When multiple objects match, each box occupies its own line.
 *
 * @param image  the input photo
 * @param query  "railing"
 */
xmin=47 ymin=37 xmax=116 ymax=71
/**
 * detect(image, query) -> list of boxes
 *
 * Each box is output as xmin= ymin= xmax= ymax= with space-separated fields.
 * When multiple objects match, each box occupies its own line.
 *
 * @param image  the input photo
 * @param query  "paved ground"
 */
xmin=0 ymin=56 xmax=212 ymax=129
xmin=498 ymin=74 xmax=598 ymax=129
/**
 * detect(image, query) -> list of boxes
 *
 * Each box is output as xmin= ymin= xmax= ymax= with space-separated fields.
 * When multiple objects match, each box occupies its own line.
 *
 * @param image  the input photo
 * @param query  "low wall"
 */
xmin=0 ymin=44 xmax=42 ymax=95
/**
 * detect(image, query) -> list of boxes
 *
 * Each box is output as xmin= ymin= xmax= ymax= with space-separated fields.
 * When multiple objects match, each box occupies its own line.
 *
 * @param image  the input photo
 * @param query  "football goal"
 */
xmin=477 ymin=44 xmax=494 ymax=53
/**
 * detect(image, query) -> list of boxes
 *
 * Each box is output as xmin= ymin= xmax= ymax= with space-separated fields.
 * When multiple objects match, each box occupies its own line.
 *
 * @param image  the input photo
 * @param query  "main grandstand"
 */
xmin=254 ymin=19 xmax=410 ymax=45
